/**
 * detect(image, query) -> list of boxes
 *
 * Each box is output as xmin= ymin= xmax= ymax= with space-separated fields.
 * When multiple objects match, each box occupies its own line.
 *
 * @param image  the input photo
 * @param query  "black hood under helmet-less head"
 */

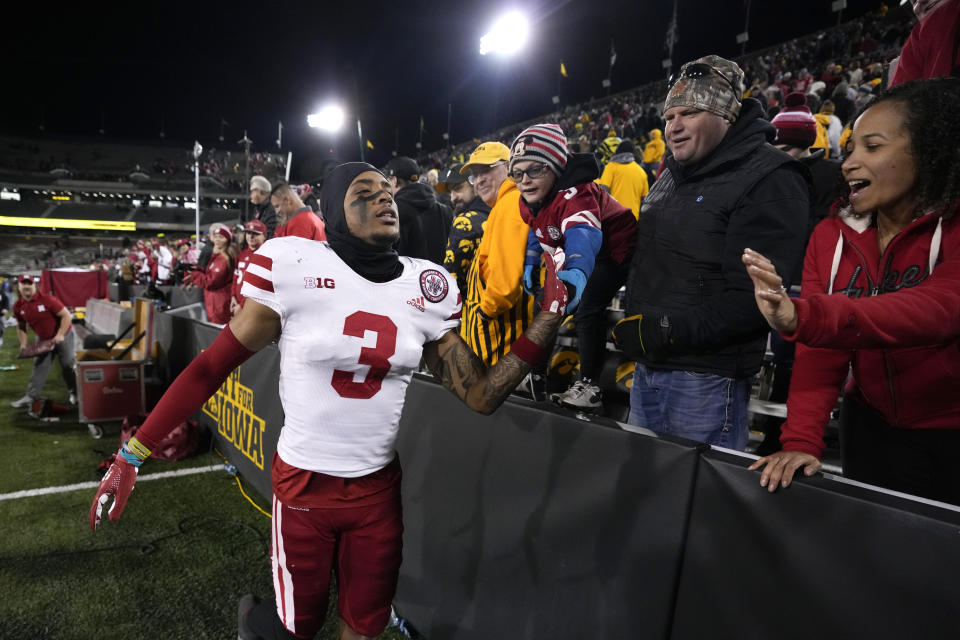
xmin=319 ymin=162 xmax=403 ymax=282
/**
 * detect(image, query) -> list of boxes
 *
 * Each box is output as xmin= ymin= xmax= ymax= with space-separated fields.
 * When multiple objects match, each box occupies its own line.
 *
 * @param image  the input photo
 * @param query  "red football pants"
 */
xmin=271 ymin=494 xmax=403 ymax=638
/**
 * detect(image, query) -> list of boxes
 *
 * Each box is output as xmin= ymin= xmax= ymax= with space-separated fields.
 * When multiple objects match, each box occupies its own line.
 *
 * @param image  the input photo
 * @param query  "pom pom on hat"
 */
xmin=771 ymin=92 xmax=818 ymax=149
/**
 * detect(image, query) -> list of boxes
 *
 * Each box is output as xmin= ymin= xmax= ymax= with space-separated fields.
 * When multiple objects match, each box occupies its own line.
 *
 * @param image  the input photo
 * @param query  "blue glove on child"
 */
xmin=557 ymin=268 xmax=587 ymax=314
xmin=523 ymin=264 xmax=539 ymax=295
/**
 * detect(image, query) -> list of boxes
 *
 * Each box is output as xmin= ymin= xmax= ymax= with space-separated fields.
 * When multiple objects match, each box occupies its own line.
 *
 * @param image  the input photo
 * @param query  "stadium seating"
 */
xmin=415 ymin=5 xmax=909 ymax=169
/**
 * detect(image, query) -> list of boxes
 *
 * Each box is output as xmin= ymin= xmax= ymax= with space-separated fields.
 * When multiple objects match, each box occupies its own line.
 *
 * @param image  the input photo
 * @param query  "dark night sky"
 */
xmin=2 ymin=0 xmax=885 ymax=179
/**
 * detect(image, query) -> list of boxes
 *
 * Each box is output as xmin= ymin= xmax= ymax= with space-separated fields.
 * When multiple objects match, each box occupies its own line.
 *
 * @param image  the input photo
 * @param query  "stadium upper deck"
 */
xmin=0 ymin=134 xmax=286 ymax=233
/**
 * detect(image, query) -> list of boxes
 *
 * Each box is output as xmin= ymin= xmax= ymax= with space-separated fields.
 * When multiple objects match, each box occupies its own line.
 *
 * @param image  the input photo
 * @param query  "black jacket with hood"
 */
xmin=395 ymin=181 xmax=453 ymax=265
xmin=625 ymin=97 xmax=810 ymax=377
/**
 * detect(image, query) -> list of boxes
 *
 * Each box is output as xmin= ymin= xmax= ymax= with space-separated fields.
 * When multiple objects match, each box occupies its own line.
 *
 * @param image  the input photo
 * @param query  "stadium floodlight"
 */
xmin=307 ymin=105 xmax=345 ymax=132
xmin=479 ymin=11 xmax=529 ymax=56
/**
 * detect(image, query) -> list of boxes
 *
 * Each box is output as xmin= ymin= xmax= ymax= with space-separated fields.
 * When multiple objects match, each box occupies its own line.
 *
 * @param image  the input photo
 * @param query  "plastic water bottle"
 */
xmin=224 ymin=462 xmax=238 ymax=476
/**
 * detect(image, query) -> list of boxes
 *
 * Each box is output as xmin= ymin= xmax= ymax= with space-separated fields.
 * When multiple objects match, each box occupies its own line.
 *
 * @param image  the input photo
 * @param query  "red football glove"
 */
xmin=541 ymin=248 xmax=571 ymax=316
xmin=89 ymin=437 xmax=149 ymax=530
xmin=89 ymin=457 xmax=138 ymax=530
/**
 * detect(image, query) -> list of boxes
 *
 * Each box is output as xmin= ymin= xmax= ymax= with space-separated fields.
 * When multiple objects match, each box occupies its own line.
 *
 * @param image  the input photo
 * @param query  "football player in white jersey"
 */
xmin=90 ymin=162 xmax=569 ymax=640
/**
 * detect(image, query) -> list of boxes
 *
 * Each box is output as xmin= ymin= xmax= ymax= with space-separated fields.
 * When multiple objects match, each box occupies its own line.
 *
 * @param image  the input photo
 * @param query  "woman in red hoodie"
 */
xmin=743 ymin=78 xmax=960 ymax=504
xmin=186 ymin=223 xmax=236 ymax=325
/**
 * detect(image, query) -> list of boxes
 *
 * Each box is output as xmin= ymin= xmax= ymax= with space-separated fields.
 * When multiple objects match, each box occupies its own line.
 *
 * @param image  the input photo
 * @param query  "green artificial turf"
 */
xmin=0 ymin=324 xmax=413 ymax=640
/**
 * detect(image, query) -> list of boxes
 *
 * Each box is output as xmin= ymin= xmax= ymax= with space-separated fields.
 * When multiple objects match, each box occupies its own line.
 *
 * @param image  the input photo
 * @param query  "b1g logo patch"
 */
xmin=419 ymin=269 xmax=449 ymax=303
xmin=547 ymin=226 xmax=561 ymax=241
xmin=304 ymin=277 xmax=336 ymax=289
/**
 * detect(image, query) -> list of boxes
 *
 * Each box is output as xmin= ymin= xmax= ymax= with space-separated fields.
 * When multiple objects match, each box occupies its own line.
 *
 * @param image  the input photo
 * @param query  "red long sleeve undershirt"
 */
xmin=134 ymin=325 xmax=255 ymax=452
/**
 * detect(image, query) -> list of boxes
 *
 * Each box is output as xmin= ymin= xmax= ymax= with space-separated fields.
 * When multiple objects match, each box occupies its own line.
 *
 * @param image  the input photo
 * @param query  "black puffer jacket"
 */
xmin=395 ymin=182 xmax=453 ymax=265
xmin=625 ymin=98 xmax=810 ymax=377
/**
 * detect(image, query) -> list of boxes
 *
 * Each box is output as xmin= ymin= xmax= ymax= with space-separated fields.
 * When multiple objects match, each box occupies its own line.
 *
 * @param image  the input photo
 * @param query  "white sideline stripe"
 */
xmin=0 ymin=464 xmax=223 ymax=502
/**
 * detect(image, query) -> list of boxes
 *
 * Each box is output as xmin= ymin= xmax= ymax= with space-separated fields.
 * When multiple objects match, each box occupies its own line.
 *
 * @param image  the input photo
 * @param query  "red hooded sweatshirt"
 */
xmin=780 ymin=205 xmax=960 ymax=458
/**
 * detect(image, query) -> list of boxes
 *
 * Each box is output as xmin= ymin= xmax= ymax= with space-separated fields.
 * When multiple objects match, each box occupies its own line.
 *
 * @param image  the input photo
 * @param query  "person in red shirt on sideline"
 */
xmin=185 ymin=223 xmax=236 ymax=325
xmin=10 ymin=275 xmax=77 ymax=408
xmin=270 ymin=182 xmax=327 ymax=240
xmin=230 ymin=219 xmax=267 ymax=316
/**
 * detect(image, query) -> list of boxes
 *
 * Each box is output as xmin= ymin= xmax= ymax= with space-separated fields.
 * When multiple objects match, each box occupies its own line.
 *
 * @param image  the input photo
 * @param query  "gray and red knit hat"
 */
xmin=509 ymin=123 xmax=570 ymax=175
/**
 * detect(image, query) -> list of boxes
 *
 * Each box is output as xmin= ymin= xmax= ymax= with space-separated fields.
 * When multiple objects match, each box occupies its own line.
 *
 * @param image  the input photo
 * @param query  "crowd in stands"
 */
xmin=415 ymin=4 xmax=910 ymax=173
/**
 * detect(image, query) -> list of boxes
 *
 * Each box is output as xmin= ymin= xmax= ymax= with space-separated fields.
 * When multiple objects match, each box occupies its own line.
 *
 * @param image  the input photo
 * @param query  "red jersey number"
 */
xmin=331 ymin=311 xmax=397 ymax=399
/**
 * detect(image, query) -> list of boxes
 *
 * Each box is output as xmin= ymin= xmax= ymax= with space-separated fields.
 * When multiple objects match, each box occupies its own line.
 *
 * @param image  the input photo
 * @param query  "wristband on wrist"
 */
xmin=119 ymin=436 xmax=151 ymax=467
xmin=509 ymin=334 xmax=546 ymax=366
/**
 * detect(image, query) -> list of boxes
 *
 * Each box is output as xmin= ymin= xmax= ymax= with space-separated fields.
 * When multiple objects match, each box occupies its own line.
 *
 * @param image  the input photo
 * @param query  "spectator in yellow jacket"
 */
xmin=596 ymin=140 xmax=649 ymax=218
xmin=641 ymin=128 xmax=665 ymax=177
xmin=458 ymin=142 xmax=536 ymax=365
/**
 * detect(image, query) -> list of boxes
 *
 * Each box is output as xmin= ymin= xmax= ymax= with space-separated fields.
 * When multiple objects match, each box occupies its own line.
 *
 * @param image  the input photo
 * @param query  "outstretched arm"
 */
xmin=89 ymin=300 xmax=280 ymax=530
xmin=424 ymin=247 xmax=569 ymax=414
xmin=423 ymin=310 xmax=561 ymax=415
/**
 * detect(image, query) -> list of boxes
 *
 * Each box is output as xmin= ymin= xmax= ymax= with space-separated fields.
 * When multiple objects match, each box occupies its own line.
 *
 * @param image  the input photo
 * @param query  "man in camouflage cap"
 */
xmin=614 ymin=54 xmax=809 ymax=451
xmin=664 ymin=55 xmax=745 ymax=125
xmin=659 ymin=54 xmax=746 ymax=166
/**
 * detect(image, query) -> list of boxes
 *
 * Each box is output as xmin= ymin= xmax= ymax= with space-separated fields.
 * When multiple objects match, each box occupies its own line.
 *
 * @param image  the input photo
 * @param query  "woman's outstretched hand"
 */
xmin=742 ymin=248 xmax=798 ymax=333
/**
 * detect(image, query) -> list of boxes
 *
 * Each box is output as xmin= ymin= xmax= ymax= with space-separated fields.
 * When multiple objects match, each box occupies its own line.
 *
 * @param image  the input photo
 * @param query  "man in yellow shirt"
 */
xmin=458 ymin=142 xmax=536 ymax=365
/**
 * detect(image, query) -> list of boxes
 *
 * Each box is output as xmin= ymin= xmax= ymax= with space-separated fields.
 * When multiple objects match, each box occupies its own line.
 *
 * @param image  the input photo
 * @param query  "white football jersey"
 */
xmin=241 ymin=237 xmax=460 ymax=477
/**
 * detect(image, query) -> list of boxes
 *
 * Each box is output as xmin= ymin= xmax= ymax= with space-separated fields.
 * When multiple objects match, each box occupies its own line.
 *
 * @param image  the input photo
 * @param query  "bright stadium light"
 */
xmin=307 ymin=105 xmax=345 ymax=131
xmin=479 ymin=11 xmax=530 ymax=56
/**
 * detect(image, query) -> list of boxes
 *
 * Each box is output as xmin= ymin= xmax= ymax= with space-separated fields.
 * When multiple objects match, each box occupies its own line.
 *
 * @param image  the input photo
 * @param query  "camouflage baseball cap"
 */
xmin=664 ymin=55 xmax=745 ymax=122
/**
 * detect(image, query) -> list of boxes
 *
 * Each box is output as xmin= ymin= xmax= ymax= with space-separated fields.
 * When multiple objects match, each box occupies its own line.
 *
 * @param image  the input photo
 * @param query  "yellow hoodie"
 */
xmin=642 ymin=129 xmax=665 ymax=164
xmin=459 ymin=179 xmax=535 ymax=365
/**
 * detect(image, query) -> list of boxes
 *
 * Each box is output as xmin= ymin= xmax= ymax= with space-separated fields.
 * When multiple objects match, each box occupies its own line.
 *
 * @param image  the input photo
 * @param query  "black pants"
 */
xmin=841 ymin=394 xmax=960 ymax=505
xmin=575 ymin=256 xmax=630 ymax=382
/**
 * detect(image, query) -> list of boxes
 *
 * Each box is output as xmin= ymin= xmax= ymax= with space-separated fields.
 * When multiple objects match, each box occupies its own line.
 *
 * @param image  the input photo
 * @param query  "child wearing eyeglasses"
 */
xmin=509 ymin=123 xmax=637 ymax=412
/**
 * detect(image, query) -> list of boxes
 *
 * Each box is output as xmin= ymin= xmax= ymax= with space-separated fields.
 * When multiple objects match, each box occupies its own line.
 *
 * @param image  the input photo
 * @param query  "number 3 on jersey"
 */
xmin=331 ymin=311 xmax=397 ymax=399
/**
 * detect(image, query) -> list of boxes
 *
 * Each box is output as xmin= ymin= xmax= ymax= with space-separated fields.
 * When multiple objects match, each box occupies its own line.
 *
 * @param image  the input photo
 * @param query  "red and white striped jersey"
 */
xmin=232 ymin=246 xmax=255 ymax=306
xmin=241 ymin=237 xmax=460 ymax=477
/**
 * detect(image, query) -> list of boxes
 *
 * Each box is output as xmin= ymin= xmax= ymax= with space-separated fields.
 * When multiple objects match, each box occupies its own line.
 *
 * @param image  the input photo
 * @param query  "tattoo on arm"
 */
xmin=425 ymin=311 xmax=562 ymax=414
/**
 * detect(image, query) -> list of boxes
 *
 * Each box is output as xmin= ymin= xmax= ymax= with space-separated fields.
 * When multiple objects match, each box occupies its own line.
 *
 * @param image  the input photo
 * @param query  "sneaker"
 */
xmin=556 ymin=379 xmax=603 ymax=412
xmin=10 ymin=394 xmax=33 ymax=408
xmin=237 ymin=594 xmax=263 ymax=640
xmin=69 ymin=392 xmax=77 ymax=406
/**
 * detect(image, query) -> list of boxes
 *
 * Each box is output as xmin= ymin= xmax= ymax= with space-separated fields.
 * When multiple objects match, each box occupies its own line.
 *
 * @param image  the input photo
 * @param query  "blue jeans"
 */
xmin=628 ymin=363 xmax=750 ymax=451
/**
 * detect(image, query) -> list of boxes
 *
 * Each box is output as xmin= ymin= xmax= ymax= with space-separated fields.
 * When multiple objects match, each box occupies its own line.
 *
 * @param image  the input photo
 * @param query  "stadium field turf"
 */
xmin=0 ymin=324 xmax=410 ymax=640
